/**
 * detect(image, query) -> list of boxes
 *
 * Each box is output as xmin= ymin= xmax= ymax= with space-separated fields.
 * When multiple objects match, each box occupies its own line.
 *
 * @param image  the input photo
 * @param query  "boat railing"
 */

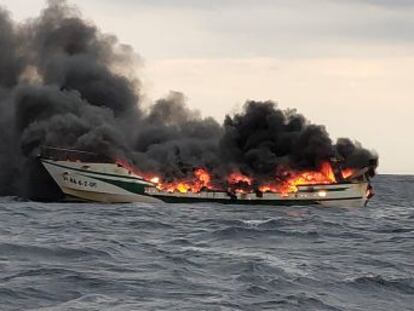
xmin=40 ymin=146 xmax=114 ymax=163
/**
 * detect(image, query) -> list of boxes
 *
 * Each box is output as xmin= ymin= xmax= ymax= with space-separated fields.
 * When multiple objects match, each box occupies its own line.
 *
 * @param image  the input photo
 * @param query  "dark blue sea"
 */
xmin=0 ymin=175 xmax=413 ymax=311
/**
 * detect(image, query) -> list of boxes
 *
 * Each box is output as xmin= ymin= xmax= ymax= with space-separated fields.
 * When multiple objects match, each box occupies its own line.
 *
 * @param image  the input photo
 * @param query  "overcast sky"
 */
xmin=1 ymin=0 xmax=413 ymax=174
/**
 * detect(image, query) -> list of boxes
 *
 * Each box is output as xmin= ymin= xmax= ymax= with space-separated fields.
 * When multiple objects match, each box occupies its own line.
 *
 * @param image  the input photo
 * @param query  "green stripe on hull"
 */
xmin=80 ymin=174 xmax=149 ymax=195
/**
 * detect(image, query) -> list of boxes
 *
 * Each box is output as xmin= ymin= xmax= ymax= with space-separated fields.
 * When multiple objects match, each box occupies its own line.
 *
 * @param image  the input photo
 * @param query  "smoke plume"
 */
xmin=0 ymin=0 xmax=377 ymax=199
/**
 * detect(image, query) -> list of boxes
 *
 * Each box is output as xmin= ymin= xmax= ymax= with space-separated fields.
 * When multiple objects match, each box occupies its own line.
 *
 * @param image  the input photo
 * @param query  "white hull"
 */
xmin=41 ymin=159 xmax=162 ymax=203
xmin=41 ymin=159 xmax=370 ymax=207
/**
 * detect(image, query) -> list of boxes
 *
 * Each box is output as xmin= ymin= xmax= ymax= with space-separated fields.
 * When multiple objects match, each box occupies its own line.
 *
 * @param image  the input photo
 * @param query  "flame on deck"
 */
xmin=115 ymin=159 xmax=356 ymax=195
xmin=156 ymin=168 xmax=216 ymax=193
xmin=258 ymin=162 xmax=337 ymax=195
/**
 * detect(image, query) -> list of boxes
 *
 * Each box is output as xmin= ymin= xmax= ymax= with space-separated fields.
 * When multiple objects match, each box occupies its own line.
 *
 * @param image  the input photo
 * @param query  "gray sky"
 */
xmin=1 ymin=0 xmax=413 ymax=174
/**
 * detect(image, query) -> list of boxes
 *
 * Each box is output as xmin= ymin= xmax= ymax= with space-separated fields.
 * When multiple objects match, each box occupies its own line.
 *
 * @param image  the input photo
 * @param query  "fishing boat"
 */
xmin=39 ymin=147 xmax=374 ymax=207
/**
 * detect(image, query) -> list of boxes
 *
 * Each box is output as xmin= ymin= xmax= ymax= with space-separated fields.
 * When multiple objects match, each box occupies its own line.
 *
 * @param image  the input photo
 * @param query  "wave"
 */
xmin=34 ymin=294 xmax=117 ymax=311
xmin=0 ymin=243 xmax=113 ymax=260
xmin=345 ymin=275 xmax=414 ymax=294
xmin=210 ymin=225 xmax=319 ymax=240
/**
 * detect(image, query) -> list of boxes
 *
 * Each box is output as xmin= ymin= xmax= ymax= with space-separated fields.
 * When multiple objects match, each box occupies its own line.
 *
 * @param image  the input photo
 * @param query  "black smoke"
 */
xmin=0 ymin=0 xmax=378 ymax=199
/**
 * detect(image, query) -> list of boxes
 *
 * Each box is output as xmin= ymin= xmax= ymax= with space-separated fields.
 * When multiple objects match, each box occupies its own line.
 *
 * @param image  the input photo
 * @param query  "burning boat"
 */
xmin=40 ymin=147 xmax=375 ymax=207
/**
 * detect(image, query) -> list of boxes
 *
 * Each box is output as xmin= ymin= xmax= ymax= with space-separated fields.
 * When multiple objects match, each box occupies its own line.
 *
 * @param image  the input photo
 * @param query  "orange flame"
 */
xmin=118 ymin=157 xmax=357 ymax=195
xmin=341 ymin=168 xmax=354 ymax=179
xmin=227 ymin=172 xmax=252 ymax=186
xmin=154 ymin=168 xmax=215 ymax=193
xmin=259 ymin=162 xmax=337 ymax=195
xmin=116 ymin=159 xmax=161 ymax=184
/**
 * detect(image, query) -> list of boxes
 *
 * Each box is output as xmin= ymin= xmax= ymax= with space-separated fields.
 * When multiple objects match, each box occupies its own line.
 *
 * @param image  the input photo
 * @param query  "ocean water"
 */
xmin=0 ymin=175 xmax=413 ymax=311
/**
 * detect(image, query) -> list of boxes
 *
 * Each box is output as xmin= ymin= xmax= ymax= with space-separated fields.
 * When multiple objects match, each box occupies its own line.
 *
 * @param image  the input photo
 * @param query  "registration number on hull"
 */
xmin=63 ymin=174 xmax=98 ymax=189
